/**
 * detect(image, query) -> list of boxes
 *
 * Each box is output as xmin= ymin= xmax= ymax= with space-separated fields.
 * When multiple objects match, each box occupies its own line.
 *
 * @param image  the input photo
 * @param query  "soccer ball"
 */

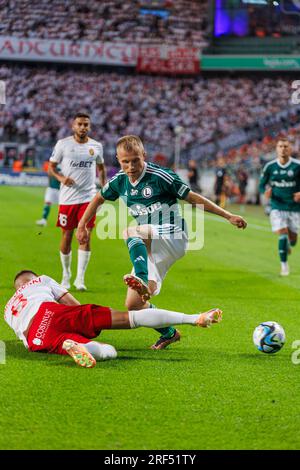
xmin=253 ymin=321 xmax=286 ymax=354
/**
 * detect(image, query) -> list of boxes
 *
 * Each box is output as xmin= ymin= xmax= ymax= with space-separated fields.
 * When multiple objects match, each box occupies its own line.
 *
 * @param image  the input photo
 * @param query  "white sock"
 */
xmin=128 ymin=308 xmax=199 ymax=329
xmin=76 ymin=250 xmax=91 ymax=282
xmin=60 ymin=251 xmax=72 ymax=277
xmin=85 ymin=341 xmax=117 ymax=360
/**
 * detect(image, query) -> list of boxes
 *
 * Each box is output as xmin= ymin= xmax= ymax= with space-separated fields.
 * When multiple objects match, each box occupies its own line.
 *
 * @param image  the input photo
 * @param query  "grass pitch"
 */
xmin=0 ymin=186 xmax=300 ymax=450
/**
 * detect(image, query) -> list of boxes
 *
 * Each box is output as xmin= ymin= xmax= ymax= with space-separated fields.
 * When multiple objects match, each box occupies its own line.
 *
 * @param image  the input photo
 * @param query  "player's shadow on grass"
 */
xmin=4 ymin=341 xmax=188 ymax=365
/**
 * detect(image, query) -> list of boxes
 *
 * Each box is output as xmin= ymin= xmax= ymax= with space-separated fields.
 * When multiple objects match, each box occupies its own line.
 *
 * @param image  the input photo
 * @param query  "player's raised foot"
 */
xmin=62 ymin=340 xmax=96 ymax=368
xmin=74 ymin=278 xmax=87 ymax=291
xmin=150 ymin=329 xmax=181 ymax=350
xmin=280 ymin=262 xmax=289 ymax=277
xmin=123 ymin=274 xmax=151 ymax=302
xmin=61 ymin=272 xmax=71 ymax=290
xmin=36 ymin=218 xmax=47 ymax=227
xmin=196 ymin=308 xmax=223 ymax=328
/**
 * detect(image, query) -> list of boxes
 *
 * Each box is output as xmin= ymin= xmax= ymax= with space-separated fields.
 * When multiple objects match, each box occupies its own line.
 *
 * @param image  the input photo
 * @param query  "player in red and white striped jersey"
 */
xmin=48 ymin=112 xmax=106 ymax=291
xmin=4 ymin=270 xmax=223 ymax=368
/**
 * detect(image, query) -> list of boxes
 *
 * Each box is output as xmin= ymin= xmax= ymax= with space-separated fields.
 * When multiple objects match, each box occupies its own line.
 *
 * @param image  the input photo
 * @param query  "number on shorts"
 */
xmin=59 ymin=213 xmax=68 ymax=227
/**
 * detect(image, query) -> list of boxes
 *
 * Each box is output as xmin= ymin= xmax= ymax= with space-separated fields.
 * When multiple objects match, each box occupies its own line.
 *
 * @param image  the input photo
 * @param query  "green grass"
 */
xmin=0 ymin=186 xmax=300 ymax=450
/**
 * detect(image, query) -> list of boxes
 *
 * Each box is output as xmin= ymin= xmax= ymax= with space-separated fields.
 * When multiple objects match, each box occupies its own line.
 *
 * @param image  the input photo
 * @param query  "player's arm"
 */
xmin=185 ymin=191 xmax=247 ymax=229
xmin=58 ymin=292 xmax=81 ymax=306
xmin=97 ymin=163 xmax=107 ymax=188
xmin=76 ymin=193 xmax=105 ymax=243
xmin=259 ymin=164 xmax=271 ymax=199
xmin=48 ymin=161 xmax=75 ymax=187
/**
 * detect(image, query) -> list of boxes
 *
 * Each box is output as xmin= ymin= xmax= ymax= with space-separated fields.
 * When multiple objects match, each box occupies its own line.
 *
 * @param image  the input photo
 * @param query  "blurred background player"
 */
xmin=5 ymin=270 xmax=223 ymax=368
xmin=77 ymin=135 xmax=247 ymax=350
xmin=36 ymin=161 xmax=60 ymax=227
xmin=236 ymin=166 xmax=249 ymax=210
xmin=214 ymin=158 xmax=227 ymax=208
xmin=259 ymin=138 xmax=300 ymax=276
xmin=48 ymin=112 xmax=107 ymax=291
xmin=187 ymin=159 xmax=201 ymax=193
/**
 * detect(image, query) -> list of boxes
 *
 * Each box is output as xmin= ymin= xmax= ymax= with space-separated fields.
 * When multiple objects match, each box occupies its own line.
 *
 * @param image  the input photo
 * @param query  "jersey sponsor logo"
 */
xmin=33 ymin=309 xmax=55 ymax=343
xmin=178 ymin=184 xmax=188 ymax=197
xmin=32 ymin=338 xmax=42 ymax=346
xmin=142 ymin=186 xmax=153 ymax=198
xmin=70 ymin=160 xmax=93 ymax=168
xmin=129 ymin=201 xmax=162 ymax=217
xmin=271 ymin=181 xmax=296 ymax=188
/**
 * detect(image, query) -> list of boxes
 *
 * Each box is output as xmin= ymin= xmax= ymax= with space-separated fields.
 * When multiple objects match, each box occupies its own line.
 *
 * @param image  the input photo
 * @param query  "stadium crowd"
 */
xmin=0 ymin=0 xmax=208 ymax=46
xmin=0 ymin=64 xmax=296 ymax=158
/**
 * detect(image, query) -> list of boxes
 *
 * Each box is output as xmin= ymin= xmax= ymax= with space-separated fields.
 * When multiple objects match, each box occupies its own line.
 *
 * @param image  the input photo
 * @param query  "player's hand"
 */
xmin=264 ymin=188 xmax=272 ymax=199
xmin=228 ymin=214 xmax=247 ymax=229
xmin=62 ymin=176 xmax=75 ymax=187
xmin=293 ymin=192 xmax=300 ymax=203
xmin=76 ymin=226 xmax=89 ymax=244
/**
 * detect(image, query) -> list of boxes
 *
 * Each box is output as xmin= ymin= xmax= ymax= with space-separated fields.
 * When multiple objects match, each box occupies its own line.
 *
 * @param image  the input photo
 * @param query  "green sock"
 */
xmin=290 ymin=239 xmax=297 ymax=247
xmin=42 ymin=204 xmax=50 ymax=220
xmin=126 ymin=237 xmax=148 ymax=285
xmin=279 ymin=234 xmax=289 ymax=262
xmin=149 ymin=303 xmax=176 ymax=339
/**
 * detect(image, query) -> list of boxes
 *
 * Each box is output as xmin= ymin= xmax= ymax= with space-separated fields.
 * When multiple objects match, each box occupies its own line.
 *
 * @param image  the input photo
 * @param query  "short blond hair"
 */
xmin=116 ymin=135 xmax=145 ymax=155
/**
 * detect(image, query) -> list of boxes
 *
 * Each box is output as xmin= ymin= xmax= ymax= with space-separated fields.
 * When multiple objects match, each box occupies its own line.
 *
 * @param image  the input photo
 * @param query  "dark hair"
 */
xmin=74 ymin=112 xmax=90 ymax=120
xmin=14 ymin=270 xmax=38 ymax=284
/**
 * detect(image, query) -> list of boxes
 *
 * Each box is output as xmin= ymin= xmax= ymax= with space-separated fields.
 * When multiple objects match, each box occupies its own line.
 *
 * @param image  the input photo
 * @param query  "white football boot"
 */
xmin=36 ymin=218 xmax=47 ymax=226
xmin=74 ymin=278 xmax=87 ymax=291
xmin=280 ymin=262 xmax=289 ymax=276
xmin=61 ymin=271 xmax=71 ymax=289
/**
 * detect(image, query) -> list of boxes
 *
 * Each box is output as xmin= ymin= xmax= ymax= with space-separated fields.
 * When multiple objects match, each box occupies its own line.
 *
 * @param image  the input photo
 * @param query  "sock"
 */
xmin=278 ymin=234 xmax=289 ymax=262
xmin=128 ymin=308 xmax=200 ymax=329
xmin=126 ymin=237 xmax=148 ymax=285
xmin=149 ymin=303 xmax=176 ymax=338
xmin=60 ymin=251 xmax=72 ymax=276
xmin=290 ymin=239 xmax=297 ymax=247
xmin=85 ymin=341 xmax=117 ymax=360
xmin=76 ymin=250 xmax=91 ymax=282
xmin=42 ymin=204 xmax=51 ymax=220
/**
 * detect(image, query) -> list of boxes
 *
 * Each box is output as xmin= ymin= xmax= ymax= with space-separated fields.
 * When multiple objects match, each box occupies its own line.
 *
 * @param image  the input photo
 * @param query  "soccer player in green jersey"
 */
xmin=260 ymin=138 xmax=300 ymax=276
xmin=36 ymin=172 xmax=60 ymax=227
xmin=77 ymin=135 xmax=247 ymax=349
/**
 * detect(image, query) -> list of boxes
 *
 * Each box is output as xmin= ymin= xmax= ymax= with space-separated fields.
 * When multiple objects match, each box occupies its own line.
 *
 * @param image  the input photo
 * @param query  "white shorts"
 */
xmin=132 ymin=224 xmax=188 ymax=296
xmin=45 ymin=187 xmax=59 ymax=205
xmin=270 ymin=209 xmax=300 ymax=234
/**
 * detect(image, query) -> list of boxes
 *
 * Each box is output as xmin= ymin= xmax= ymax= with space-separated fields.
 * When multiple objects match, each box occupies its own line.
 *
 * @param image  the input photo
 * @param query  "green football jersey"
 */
xmin=259 ymin=158 xmax=300 ymax=212
xmin=49 ymin=175 xmax=60 ymax=190
xmin=100 ymin=162 xmax=191 ymax=234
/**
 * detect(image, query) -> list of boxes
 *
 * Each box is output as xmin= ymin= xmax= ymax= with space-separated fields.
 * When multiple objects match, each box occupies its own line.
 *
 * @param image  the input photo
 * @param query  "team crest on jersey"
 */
xmin=89 ymin=148 xmax=95 ymax=156
xmin=142 ymin=186 xmax=153 ymax=198
xmin=288 ymin=170 xmax=294 ymax=177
